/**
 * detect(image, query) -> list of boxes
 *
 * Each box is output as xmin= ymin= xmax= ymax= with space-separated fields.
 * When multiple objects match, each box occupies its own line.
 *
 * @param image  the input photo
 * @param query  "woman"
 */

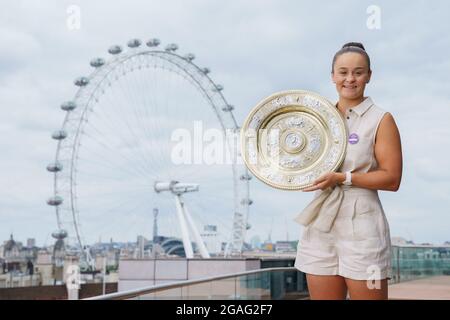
xmin=294 ymin=42 xmax=403 ymax=300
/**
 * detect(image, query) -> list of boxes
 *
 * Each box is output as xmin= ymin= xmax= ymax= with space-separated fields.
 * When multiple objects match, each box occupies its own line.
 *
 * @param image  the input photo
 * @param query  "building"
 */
xmin=201 ymin=225 xmax=221 ymax=255
xmin=136 ymin=235 xmax=149 ymax=259
xmin=27 ymin=238 xmax=36 ymax=248
xmin=0 ymin=272 xmax=42 ymax=288
xmin=117 ymin=258 xmax=262 ymax=292
xmin=3 ymin=235 xmax=21 ymax=262
xmin=35 ymin=250 xmax=54 ymax=285
xmin=1 ymin=234 xmax=37 ymax=273
xmin=275 ymin=241 xmax=297 ymax=253
xmin=392 ymin=236 xmax=414 ymax=246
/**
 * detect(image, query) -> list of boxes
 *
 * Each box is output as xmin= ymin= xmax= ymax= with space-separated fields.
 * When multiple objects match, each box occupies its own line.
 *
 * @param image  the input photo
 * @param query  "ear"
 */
xmin=367 ymin=70 xmax=372 ymax=83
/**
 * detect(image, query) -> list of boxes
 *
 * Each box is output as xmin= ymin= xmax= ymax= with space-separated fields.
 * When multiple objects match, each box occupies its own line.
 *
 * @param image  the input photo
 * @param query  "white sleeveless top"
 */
xmin=294 ymin=97 xmax=388 ymax=232
xmin=338 ymin=96 xmax=387 ymax=174
xmin=295 ymin=97 xmax=393 ymax=280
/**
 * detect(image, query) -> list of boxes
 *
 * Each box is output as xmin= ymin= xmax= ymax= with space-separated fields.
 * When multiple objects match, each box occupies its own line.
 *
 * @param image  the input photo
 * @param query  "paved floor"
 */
xmin=388 ymin=276 xmax=450 ymax=300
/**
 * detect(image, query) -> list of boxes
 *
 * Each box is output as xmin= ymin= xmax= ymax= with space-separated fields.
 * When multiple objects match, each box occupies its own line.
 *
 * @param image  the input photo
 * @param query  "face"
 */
xmin=332 ymin=52 xmax=371 ymax=100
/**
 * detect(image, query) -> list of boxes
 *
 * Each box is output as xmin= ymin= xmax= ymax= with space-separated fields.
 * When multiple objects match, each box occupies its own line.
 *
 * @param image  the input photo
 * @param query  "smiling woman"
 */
xmin=331 ymin=42 xmax=372 ymax=105
xmin=294 ymin=42 xmax=403 ymax=300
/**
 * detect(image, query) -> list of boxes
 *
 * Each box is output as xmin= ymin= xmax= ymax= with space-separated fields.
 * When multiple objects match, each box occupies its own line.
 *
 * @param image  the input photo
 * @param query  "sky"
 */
xmin=0 ymin=0 xmax=449 ymax=247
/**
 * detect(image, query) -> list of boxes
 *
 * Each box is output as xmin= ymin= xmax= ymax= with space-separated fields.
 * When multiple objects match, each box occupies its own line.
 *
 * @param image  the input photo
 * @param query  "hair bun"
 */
xmin=342 ymin=42 xmax=365 ymax=51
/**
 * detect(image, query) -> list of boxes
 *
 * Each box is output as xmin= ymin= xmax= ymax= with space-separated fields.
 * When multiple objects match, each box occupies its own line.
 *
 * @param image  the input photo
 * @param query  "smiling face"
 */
xmin=332 ymin=52 xmax=372 ymax=100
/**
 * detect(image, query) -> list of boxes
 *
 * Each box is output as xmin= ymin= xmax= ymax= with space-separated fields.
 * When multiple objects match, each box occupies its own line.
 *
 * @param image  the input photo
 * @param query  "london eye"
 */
xmin=47 ymin=38 xmax=252 ymax=268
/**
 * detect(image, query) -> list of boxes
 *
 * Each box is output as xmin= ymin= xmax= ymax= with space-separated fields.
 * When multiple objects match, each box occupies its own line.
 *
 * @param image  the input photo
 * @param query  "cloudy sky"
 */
xmin=1 ymin=0 xmax=449 ymax=247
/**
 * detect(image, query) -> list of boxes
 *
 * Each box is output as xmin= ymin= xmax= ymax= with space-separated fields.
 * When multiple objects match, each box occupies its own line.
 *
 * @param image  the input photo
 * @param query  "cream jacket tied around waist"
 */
xmin=294 ymin=97 xmax=387 ymax=232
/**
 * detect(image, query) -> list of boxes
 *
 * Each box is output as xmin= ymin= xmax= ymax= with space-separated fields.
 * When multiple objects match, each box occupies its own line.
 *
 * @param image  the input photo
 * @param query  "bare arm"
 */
xmin=303 ymin=112 xmax=403 ymax=192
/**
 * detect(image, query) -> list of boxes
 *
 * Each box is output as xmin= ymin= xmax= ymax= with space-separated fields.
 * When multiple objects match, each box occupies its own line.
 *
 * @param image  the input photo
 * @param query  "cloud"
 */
xmin=0 ymin=28 xmax=41 ymax=74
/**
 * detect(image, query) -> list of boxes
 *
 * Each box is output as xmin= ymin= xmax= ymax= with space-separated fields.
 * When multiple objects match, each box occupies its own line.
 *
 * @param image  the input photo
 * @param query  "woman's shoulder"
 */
xmin=369 ymin=101 xmax=400 ymax=143
xmin=367 ymin=99 xmax=397 ymax=123
xmin=368 ymin=99 xmax=388 ymax=116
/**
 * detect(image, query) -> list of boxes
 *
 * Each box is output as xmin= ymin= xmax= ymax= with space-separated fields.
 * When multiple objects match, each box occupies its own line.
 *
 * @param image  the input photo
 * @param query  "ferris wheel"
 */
xmin=47 ymin=38 xmax=252 ymax=267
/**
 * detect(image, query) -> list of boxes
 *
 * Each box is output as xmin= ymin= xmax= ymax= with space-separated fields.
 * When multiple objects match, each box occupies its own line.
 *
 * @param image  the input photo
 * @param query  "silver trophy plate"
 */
xmin=241 ymin=90 xmax=347 ymax=190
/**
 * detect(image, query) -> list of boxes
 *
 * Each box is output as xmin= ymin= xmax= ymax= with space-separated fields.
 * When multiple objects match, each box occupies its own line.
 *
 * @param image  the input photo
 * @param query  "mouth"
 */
xmin=343 ymin=85 xmax=357 ymax=89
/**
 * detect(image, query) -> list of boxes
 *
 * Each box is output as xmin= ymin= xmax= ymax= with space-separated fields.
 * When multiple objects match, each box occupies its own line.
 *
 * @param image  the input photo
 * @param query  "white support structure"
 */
xmin=155 ymin=181 xmax=210 ymax=259
xmin=182 ymin=199 xmax=210 ymax=258
xmin=174 ymin=194 xmax=194 ymax=258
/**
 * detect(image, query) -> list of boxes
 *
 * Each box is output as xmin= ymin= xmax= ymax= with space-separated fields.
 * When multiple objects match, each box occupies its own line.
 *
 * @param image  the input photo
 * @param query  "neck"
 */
xmin=337 ymin=96 xmax=366 ymax=113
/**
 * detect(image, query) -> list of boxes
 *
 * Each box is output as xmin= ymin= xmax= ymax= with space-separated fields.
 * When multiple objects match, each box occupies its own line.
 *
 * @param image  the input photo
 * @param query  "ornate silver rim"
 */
xmin=241 ymin=90 xmax=347 ymax=190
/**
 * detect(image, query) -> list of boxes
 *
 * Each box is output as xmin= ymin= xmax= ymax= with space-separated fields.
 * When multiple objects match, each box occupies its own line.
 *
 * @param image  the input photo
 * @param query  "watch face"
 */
xmin=241 ymin=90 xmax=348 ymax=190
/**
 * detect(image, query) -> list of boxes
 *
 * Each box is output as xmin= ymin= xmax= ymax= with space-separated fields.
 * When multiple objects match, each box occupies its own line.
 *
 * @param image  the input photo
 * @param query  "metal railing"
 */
xmin=86 ymin=245 xmax=450 ymax=299
xmin=85 ymin=267 xmax=307 ymax=300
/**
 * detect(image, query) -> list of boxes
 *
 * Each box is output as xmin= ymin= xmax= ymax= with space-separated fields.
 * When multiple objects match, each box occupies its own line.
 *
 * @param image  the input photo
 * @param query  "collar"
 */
xmin=335 ymin=97 xmax=374 ymax=117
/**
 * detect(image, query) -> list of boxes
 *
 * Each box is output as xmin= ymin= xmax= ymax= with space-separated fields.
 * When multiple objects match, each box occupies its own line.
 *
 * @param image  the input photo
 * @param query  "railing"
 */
xmin=86 ymin=245 xmax=450 ymax=299
xmin=390 ymin=245 xmax=450 ymax=283
xmin=85 ymin=267 xmax=308 ymax=300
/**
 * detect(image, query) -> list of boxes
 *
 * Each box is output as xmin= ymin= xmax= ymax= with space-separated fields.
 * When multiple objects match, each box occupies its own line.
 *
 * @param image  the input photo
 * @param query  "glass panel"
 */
xmin=390 ymin=246 xmax=450 ymax=284
xmin=236 ymin=272 xmax=270 ymax=300
xmin=208 ymin=278 xmax=237 ymax=299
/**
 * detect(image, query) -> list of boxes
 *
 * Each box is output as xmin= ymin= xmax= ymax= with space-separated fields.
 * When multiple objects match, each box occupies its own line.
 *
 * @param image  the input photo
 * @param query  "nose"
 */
xmin=345 ymin=74 xmax=356 ymax=82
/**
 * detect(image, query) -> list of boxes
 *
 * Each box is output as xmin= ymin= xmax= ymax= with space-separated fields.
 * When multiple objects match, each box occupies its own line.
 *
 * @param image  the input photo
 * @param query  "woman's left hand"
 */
xmin=302 ymin=172 xmax=344 ymax=192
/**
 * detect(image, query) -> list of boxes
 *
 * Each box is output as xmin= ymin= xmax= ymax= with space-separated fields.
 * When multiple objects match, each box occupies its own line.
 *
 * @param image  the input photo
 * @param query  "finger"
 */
xmin=313 ymin=176 xmax=327 ymax=185
xmin=302 ymin=185 xmax=319 ymax=192
xmin=314 ymin=173 xmax=332 ymax=184
xmin=312 ymin=181 xmax=329 ymax=190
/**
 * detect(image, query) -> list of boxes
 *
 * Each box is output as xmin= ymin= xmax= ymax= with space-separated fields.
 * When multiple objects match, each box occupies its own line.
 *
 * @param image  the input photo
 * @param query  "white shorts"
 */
xmin=294 ymin=188 xmax=392 ymax=281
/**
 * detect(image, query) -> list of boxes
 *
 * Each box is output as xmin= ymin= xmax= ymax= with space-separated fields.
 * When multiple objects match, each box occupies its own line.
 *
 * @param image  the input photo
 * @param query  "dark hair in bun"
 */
xmin=342 ymin=42 xmax=366 ymax=50
xmin=332 ymin=42 xmax=371 ymax=73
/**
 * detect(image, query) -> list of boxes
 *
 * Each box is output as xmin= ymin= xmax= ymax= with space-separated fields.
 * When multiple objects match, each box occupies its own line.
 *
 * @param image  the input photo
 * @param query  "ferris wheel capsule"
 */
xmin=74 ymin=77 xmax=89 ymax=86
xmin=146 ymin=38 xmax=160 ymax=47
xmin=165 ymin=43 xmax=178 ymax=52
xmin=201 ymin=67 xmax=210 ymax=75
xmin=52 ymin=130 xmax=67 ymax=140
xmin=90 ymin=57 xmax=105 ymax=68
xmin=61 ymin=101 xmax=77 ymax=111
xmin=47 ymin=162 xmax=63 ymax=172
xmin=240 ymin=173 xmax=252 ymax=181
xmin=127 ymin=38 xmax=142 ymax=48
xmin=52 ymin=229 xmax=68 ymax=240
xmin=47 ymin=195 xmax=63 ymax=206
xmin=222 ymin=104 xmax=234 ymax=112
xmin=212 ymin=84 xmax=223 ymax=92
xmin=108 ymin=45 xmax=122 ymax=55
xmin=184 ymin=53 xmax=195 ymax=62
